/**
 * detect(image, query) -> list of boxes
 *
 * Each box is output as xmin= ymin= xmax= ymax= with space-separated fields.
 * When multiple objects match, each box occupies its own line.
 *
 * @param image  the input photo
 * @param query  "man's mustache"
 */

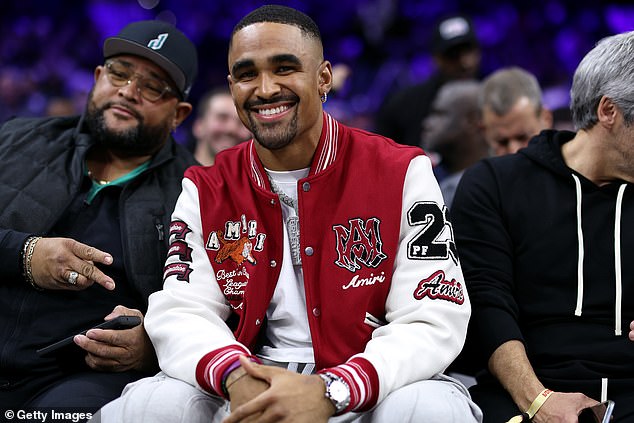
xmin=102 ymin=101 xmax=143 ymax=121
xmin=245 ymin=95 xmax=299 ymax=109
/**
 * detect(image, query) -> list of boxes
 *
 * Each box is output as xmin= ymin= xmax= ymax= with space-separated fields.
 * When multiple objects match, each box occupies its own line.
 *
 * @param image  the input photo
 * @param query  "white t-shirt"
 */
xmin=260 ymin=167 xmax=314 ymax=364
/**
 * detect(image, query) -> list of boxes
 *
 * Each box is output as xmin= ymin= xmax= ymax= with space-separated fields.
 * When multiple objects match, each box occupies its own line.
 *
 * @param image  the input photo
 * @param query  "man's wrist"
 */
xmin=525 ymin=389 xmax=553 ymax=419
xmin=225 ymin=367 xmax=249 ymax=395
xmin=22 ymin=236 xmax=43 ymax=290
xmin=226 ymin=367 xmax=248 ymax=386
xmin=318 ymin=372 xmax=350 ymax=415
xmin=219 ymin=354 xmax=261 ymax=398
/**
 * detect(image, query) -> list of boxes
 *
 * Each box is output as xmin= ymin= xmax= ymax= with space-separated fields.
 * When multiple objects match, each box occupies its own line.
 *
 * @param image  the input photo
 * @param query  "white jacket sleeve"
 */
xmin=144 ymin=178 xmax=248 ymax=391
xmin=353 ymin=155 xmax=471 ymax=401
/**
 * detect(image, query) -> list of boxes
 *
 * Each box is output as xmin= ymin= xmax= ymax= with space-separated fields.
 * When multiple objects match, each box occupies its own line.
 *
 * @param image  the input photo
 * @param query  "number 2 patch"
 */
xmin=407 ymin=202 xmax=458 ymax=265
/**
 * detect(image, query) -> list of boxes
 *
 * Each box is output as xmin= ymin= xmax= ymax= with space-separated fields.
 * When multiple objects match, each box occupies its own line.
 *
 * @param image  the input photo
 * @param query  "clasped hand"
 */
xmin=224 ymin=356 xmax=335 ymax=423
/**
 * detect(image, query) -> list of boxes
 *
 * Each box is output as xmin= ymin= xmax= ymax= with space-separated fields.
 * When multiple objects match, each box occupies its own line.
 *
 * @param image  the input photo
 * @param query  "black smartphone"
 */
xmin=36 ymin=315 xmax=142 ymax=357
xmin=579 ymin=400 xmax=615 ymax=423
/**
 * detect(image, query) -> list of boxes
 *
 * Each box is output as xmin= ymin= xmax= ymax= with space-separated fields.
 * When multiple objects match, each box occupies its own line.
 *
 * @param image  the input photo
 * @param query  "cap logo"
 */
xmin=147 ymin=33 xmax=169 ymax=50
xmin=439 ymin=17 xmax=470 ymax=40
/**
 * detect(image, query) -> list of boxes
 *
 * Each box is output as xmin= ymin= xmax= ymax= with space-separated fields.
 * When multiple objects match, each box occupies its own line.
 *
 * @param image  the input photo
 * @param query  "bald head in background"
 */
xmin=424 ymin=80 xmax=487 ymax=172
xmin=423 ymin=80 xmax=487 ymax=205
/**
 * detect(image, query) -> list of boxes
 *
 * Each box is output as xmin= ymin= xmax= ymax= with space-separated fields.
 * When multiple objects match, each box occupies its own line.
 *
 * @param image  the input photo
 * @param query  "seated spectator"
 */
xmin=191 ymin=87 xmax=251 ymax=166
xmin=480 ymin=66 xmax=553 ymax=156
xmin=451 ymin=31 xmax=634 ymax=422
xmin=375 ymin=14 xmax=481 ymax=149
xmin=422 ymin=80 xmax=487 ymax=207
xmin=97 ymin=5 xmax=482 ymax=423
xmin=0 ymin=20 xmax=197 ymax=414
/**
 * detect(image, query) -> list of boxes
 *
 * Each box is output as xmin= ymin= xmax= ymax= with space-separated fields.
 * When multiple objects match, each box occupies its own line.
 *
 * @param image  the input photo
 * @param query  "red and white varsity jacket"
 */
xmin=146 ymin=113 xmax=470 ymax=413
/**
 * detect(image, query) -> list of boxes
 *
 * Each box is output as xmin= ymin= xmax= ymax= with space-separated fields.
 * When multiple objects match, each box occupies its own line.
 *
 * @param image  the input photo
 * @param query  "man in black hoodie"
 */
xmin=451 ymin=31 xmax=634 ymax=422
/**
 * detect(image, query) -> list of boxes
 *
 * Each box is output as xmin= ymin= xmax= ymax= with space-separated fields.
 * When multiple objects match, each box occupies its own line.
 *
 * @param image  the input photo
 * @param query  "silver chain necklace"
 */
xmin=269 ymin=179 xmax=298 ymax=211
xmin=269 ymin=177 xmax=302 ymax=265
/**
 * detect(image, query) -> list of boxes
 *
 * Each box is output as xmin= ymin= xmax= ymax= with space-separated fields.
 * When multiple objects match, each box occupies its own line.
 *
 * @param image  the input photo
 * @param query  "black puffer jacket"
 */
xmin=0 ymin=115 xmax=196 ymax=300
xmin=0 ymin=115 xmax=196 ymax=385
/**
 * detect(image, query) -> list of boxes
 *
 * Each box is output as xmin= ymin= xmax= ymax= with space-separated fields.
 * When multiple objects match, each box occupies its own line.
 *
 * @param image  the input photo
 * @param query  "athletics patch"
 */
xmin=413 ymin=270 xmax=464 ymax=304
xmin=169 ymin=220 xmax=192 ymax=241
xmin=167 ymin=240 xmax=193 ymax=262
xmin=164 ymin=262 xmax=193 ymax=282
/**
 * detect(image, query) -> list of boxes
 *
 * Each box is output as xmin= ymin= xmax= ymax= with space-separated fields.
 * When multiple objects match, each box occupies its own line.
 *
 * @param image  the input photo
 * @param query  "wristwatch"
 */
xmin=318 ymin=372 xmax=351 ymax=414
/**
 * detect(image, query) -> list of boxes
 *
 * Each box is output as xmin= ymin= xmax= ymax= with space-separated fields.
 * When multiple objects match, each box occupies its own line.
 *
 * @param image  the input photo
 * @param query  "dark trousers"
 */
xmin=1 ymin=371 xmax=143 ymax=422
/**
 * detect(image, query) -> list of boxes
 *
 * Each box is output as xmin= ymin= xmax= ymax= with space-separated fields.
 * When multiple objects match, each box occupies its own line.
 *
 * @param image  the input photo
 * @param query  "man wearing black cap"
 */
xmin=0 ymin=20 xmax=197 ymax=413
xmin=375 ymin=15 xmax=481 ymax=153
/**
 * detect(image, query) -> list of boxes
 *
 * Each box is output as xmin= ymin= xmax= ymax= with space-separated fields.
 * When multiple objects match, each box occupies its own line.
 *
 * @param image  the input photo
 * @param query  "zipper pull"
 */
xmin=155 ymin=221 xmax=165 ymax=241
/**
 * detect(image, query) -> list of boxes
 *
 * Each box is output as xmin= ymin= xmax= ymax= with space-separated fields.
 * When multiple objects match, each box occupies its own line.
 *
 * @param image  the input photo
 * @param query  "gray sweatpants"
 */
xmin=93 ymin=372 xmax=482 ymax=422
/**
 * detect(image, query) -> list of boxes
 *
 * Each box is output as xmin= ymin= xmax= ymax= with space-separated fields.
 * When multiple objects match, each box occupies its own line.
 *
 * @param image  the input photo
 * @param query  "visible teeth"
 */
xmin=258 ymin=105 xmax=289 ymax=116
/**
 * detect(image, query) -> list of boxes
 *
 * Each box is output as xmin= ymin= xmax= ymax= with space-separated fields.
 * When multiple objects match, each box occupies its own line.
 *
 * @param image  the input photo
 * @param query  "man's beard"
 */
xmin=245 ymin=97 xmax=299 ymax=151
xmin=84 ymin=95 xmax=171 ymax=157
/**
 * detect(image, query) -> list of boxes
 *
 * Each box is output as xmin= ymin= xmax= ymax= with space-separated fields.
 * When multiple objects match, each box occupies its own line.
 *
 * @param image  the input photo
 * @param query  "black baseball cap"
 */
xmin=431 ymin=15 xmax=479 ymax=55
xmin=103 ymin=20 xmax=198 ymax=99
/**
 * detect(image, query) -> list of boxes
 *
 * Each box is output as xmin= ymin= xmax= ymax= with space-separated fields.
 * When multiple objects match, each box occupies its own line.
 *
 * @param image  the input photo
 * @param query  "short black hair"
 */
xmin=231 ymin=5 xmax=322 ymax=44
xmin=195 ymin=86 xmax=232 ymax=119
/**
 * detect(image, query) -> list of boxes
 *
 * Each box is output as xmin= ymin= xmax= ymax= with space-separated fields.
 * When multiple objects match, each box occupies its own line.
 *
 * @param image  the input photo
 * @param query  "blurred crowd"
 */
xmin=2 ymin=0 xmax=633 ymax=142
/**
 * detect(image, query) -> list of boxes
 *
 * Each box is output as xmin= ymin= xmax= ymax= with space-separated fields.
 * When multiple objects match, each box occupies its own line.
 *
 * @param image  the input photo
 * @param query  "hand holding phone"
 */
xmin=579 ymin=400 xmax=615 ymax=423
xmin=36 ymin=315 xmax=142 ymax=357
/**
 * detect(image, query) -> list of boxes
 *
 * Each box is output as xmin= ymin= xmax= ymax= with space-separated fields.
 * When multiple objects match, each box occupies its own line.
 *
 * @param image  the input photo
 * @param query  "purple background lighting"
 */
xmin=1 ymin=0 xmax=632 ymax=141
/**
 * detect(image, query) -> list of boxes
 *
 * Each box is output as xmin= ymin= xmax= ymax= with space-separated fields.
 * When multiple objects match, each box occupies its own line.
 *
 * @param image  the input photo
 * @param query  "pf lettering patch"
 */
xmin=414 ymin=270 xmax=465 ymax=304
xmin=407 ymin=202 xmax=458 ymax=265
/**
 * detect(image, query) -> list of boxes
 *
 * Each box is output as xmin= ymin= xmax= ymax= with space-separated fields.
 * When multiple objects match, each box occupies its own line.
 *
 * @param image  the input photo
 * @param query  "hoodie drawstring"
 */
xmin=614 ymin=184 xmax=626 ymax=335
xmin=572 ymin=174 xmax=584 ymax=317
xmin=572 ymin=174 xmax=625 ymax=336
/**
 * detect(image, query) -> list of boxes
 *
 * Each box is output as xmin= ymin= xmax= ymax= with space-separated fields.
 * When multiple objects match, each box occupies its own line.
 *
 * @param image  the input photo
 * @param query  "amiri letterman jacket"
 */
xmin=145 ymin=113 xmax=471 ymax=413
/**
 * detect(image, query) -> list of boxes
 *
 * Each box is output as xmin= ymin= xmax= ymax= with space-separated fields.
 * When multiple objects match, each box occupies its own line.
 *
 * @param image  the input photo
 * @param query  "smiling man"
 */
xmin=98 ymin=6 xmax=481 ymax=423
xmin=0 ymin=20 xmax=197 ymax=413
xmin=192 ymin=87 xmax=252 ymax=166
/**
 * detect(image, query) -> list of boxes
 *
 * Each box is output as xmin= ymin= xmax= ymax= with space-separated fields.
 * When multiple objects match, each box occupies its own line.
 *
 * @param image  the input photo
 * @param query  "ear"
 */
xmin=597 ymin=96 xmax=618 ymax=128
xmin=540 ymin=107 xmax=554 ymax=128
xmin=94 ymin=65 xmax=104 ymax=82
xmin=171 ymin=101 xmax=193 ymax=130
xmin=318 ymin=60 xmax=333 ymax=97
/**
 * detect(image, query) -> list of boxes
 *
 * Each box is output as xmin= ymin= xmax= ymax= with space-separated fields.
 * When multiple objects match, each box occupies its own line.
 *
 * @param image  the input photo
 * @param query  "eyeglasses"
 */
xmin=104 ymin=60 xmax=178 ymax=102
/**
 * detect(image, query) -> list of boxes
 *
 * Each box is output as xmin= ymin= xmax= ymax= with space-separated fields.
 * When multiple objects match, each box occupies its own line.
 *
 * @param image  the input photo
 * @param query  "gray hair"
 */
xmin=438 ymin=80 xmax=482 ymax=117
xmin=571 ymin=30 xmax=634 ymax=130
xmin=480 ymin=67 xmax=543 ymax=116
